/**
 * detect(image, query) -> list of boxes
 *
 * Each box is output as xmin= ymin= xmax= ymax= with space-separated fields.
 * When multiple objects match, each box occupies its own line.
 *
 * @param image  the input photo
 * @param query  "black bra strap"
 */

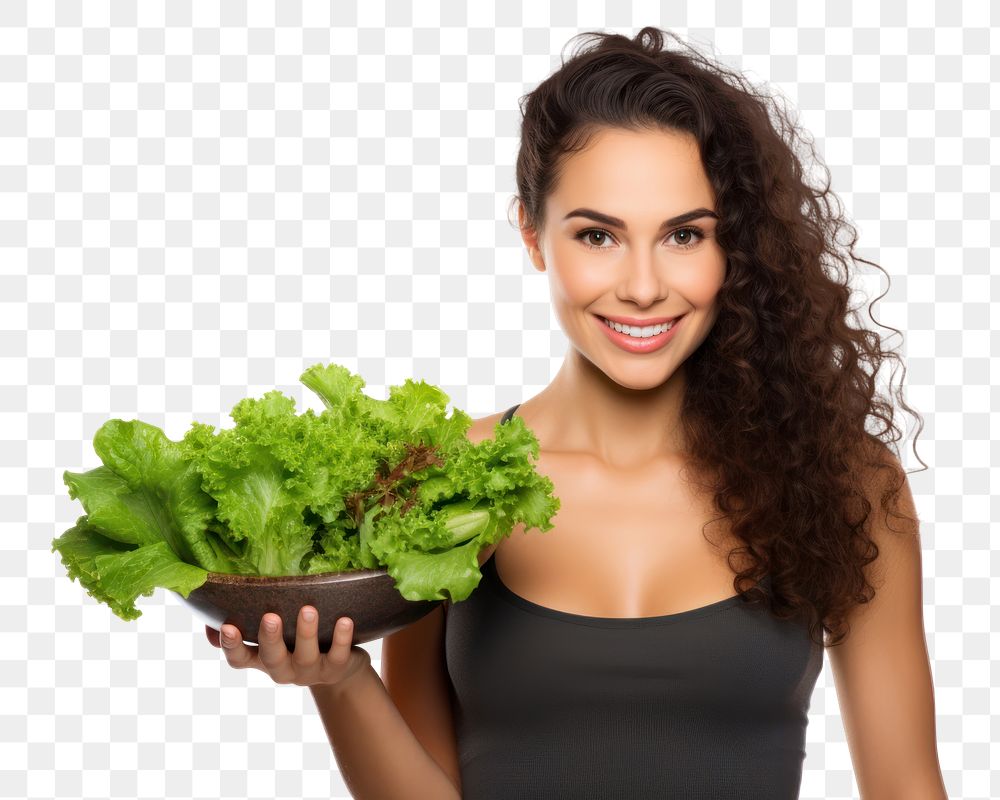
xmin=500 ymin=403 xmax=520 ymax=424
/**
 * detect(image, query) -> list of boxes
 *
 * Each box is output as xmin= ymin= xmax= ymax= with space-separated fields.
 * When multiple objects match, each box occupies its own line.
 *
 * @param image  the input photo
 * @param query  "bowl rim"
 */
xmin=202 ymin=567 xmax=389 ymax=586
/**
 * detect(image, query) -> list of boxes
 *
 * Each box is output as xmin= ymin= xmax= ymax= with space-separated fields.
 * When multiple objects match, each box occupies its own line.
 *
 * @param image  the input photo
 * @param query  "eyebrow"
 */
xmin=562 ymin=207 xmax=719 ymax=232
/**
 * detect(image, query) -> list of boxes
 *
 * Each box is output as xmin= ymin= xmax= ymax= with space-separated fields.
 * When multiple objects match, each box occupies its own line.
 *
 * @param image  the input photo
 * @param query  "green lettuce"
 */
xmin=52 ymin=362 xmax=560 ymax=619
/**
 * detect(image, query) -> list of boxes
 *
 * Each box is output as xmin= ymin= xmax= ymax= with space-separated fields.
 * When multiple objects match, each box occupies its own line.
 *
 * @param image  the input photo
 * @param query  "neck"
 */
xmin=521 ymin=349 xmax=687 ymax=469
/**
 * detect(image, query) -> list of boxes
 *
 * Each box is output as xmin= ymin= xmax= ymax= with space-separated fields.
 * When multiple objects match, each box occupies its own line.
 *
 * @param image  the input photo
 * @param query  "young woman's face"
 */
xmin=521 ymin=127 xmax=727 ymax=391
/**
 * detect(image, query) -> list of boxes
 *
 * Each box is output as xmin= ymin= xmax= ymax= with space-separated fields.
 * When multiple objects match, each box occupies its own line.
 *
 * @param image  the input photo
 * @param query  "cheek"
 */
xmin=546 ymin=254 xmax=607 ymax=305
xmin=682 ymin=254 xmax=727 ymax=306
xmin=684 ymin=275 xmax=724 ymax=307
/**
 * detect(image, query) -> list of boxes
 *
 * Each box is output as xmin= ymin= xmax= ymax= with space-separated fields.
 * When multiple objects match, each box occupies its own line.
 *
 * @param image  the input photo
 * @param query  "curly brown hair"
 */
xmin=509 ymin=27 xmax=927 ymax=649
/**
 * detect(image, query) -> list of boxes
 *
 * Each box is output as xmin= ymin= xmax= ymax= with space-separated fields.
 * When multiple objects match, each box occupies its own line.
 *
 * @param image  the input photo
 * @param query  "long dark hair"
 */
xmin=510 ymin=27 xmax=927 ymax=648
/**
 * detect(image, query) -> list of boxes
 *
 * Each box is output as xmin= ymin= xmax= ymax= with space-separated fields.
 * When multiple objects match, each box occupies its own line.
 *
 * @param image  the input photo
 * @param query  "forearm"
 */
xmin=308 ymin=665 xmax=462 ymax=800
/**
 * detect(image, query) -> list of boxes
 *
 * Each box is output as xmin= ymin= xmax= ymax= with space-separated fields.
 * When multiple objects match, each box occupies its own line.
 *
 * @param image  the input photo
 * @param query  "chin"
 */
xmin=579 ymin=349 xmax=681 ymax=392
xmin=606 ymin=370 xmax=679 ymax=392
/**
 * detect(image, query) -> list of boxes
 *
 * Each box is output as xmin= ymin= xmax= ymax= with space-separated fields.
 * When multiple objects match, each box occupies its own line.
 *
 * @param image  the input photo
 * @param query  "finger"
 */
xmin=324 ymin=617 xmax=355 ymax=667
xmin=206 ymin=624 xmax=221 ymax=648
xmin=257 ymin=612 xmax=294 ymax=681
xmin=291 ymin=606 xmax=320 ymax=670
xmin=220 ymin=624 xmax=262 ymax=670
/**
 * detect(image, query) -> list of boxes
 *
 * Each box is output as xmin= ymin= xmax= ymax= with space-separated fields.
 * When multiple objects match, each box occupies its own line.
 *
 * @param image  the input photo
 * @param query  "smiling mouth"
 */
xmin=597 ymin=314 xmax=686 ymax=336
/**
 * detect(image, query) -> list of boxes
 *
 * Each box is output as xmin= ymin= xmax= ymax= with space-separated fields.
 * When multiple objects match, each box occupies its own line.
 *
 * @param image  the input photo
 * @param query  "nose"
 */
xmin=618 ymin=249 xmax=666 ymax=306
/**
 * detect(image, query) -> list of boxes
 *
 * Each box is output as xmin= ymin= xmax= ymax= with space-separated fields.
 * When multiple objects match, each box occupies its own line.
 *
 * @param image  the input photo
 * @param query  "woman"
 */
xmin=210 ymin=28 xmax=947 ymax=799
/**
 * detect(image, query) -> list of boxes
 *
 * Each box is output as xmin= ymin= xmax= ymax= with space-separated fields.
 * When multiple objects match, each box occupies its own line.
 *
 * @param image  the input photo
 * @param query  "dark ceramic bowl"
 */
xmin=174 ymin=567 xmax=443 ymax=653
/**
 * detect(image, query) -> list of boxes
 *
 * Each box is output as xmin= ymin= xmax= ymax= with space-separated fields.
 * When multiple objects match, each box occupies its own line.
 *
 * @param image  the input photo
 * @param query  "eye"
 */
xmin=668 ymin=227 xmax=705 ymax=249
xmin=575 ymin=229 xmax=615 ymax=249
xmin=574 ymin=226 xmax=706 ymax=251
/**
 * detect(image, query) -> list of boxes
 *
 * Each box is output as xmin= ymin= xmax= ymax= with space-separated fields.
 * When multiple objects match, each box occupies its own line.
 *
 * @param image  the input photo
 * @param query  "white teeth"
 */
xmin=603 ymin=317 xmax=678 ymax=338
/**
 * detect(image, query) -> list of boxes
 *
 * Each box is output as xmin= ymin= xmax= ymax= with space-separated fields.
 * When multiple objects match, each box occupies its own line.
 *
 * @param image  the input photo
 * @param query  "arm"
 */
xmin=307 ymin=414 xmax=495 ymax=798
xmin=309 ymin=666 xmax=462 ymax=800
xmin=381 ymin=603 xmax=464 ymax=792
xmin=828 ymin=454 xmax=948 ymax=799
xmin=307 ymin=414 xmax=493 ymax=798
xmin=211 ymin=607 xmax=461 ymax=800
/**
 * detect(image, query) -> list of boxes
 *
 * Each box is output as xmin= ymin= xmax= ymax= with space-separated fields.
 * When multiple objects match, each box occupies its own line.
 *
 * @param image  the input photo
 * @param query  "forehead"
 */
xmin=549 ymin=128 xmax=715 ymax=216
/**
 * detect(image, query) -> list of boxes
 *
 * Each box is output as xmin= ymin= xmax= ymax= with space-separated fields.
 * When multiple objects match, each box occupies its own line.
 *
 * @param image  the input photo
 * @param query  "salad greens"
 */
xmin=52 ymin=363 xmax=559 ymax=620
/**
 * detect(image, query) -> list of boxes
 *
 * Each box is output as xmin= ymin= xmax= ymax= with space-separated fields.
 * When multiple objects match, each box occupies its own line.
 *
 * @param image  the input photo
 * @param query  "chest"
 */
xmin=480 ymin=450 xmax=750 ymax=618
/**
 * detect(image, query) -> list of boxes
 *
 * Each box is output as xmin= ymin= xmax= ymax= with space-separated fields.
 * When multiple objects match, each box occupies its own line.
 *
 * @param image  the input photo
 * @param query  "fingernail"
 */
xmin=222 ymin=627 xmax=235 ymax=643
xmin=338 ymin=618 xmax=351 ymax=629
xmin=264 ymin=618 xmax=279 ymax=633
xmin=302 ymin=609 xmax=315 ymax=622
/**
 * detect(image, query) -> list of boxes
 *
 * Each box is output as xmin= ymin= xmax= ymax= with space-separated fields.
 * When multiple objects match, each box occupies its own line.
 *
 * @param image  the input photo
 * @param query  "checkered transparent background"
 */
xmin=2 ymin=2 xmax=994 ymax=798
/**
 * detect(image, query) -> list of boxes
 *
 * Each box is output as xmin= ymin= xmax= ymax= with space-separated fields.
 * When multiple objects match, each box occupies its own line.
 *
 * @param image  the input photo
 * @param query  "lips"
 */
xmin=593 ymin=311 xmax=686 ymax=354
xmin=597 ymin=313 xmax=686 ymax=330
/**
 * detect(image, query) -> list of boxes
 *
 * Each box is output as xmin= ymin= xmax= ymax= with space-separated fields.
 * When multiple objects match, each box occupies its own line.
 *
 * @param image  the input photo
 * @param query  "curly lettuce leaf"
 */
xmin=181 ymin=391 xmax=321 ymax=576
xmin=385 ymin=538 xmax=485 ymax=602
xmin=51 ymin=516 xmax=208 ymax=620
xmin=62 ymin=419 xmax=238 ymax=573
xmin=367 ymin=501 xmax=501 ymax=601
xmin=181 ymin=389 xmax=395 ymax=575
xmin=415 ymin=413 xmax=560 ymax=532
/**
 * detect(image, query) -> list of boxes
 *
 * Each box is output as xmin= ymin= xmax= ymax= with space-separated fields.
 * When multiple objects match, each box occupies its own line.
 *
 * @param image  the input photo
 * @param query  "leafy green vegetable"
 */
xmin=49 ymin=517 xmax=209 ymax=621
xmin=52 ymin=362 xmax=559 ymax=619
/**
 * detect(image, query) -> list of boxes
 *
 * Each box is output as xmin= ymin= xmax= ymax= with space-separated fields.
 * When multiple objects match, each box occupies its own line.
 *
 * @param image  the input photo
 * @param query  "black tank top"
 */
xmin=444 ymin=404 xmax=824 ymax=799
